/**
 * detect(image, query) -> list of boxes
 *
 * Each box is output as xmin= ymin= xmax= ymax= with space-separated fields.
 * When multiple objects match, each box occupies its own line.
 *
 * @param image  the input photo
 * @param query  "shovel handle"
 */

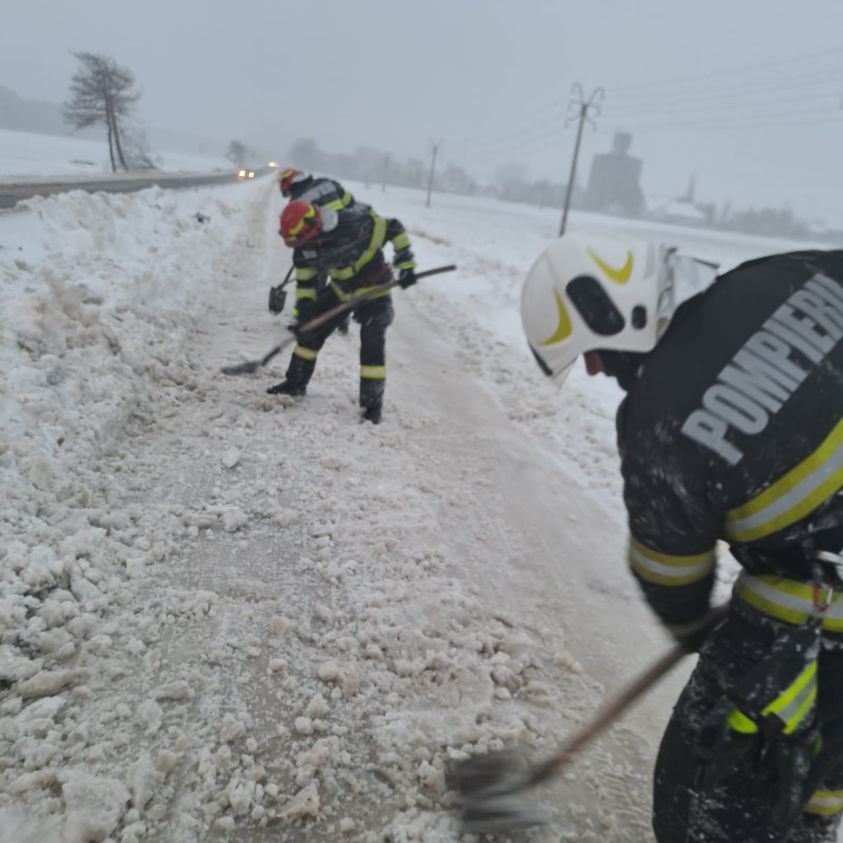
xmin=528 ymin=604 xmax=730 ymax=787
xmin=289 ymin=264 xmax=457 ymax=335
xmin=221 ymin=265 xmax=457 ymax=375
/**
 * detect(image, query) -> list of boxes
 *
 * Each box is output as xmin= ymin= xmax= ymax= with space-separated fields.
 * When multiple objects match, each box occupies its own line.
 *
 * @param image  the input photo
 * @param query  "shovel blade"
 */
xmin=451 ymin=750 xmax=547 ymax=834
xmin=460 ymin=800 xmax=548 ymax=835
xmin=221 ymin=360 xmax=261 ymax=376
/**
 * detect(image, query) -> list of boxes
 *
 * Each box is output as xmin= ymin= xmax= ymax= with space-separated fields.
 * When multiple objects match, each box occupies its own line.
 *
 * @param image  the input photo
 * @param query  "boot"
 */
xmin=359 ymin=377 xmax=384 ymax=424
xmin=267 ymin=380 xmax=306 ymax=396
xmin=267 ymin=353 xmax=315 ymax=396
xmin=361 ymin=404 xmax=382 ymax=425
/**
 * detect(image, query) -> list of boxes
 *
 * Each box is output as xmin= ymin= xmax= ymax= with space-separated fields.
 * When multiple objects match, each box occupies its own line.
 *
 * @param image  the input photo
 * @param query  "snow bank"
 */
xmin=0 ymin=181 xmax=265 ymax=837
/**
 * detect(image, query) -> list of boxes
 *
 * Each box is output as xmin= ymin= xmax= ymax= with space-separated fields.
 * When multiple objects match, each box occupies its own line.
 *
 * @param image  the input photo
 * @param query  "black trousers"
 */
xmin=284 ymin=286 xmax=394 ymax=408
xmin=653 ymin=607 xmax=843 ymax=843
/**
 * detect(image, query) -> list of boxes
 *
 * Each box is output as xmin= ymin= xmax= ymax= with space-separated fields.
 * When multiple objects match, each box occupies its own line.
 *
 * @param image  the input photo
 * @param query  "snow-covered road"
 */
xmin=2 ymin=179 xmax=824 ymax=842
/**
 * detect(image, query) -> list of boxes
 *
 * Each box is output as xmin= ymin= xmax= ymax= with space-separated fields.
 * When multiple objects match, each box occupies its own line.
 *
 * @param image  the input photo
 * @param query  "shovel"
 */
xmin=268 ymin=265 xmax=294 ymax=314
xmin=452 ymin=604 xmax=729 ymax=834
xmin=221 ymin=264 xmax=457 ymax=376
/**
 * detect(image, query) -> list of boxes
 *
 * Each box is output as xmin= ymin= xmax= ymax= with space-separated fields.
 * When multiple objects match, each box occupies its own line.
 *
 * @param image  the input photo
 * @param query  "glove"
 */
xmin=696 ymin=702 xmax=818 ymax=825
xmin=397 ymin=267 xmax=416 ymax=289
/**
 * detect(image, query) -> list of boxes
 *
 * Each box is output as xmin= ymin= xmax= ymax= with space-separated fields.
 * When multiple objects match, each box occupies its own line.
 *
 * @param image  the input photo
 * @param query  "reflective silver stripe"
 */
xmin=735 ymin=572 xmax=843 ymax=631
xmin=725 ymin=418 xmax=843 ymax=541
xmin=805 ymin=791 xmax=843 ymax=815
xmin=629 ymin=544 xmax=715 ymax=585
xmin=726 ymin=447 xmax=843 ymax=537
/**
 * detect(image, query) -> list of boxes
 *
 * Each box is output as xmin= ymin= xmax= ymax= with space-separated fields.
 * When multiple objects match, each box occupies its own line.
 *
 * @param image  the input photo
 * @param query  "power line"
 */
xmin=610 ymin=45 xmax=843 ymax=94
xmin=613 ymin=67 xmax=843 ymax=108
xmin=604 ymin=95 xmax=843 ymax=127
xmin=609 ymin=83 xmax=843 ymax=119
xmin=612 ymin=103 xmax=843 ymax=130
xmin=629 ymin=112 xmax=843 ymax=134
xmin=468 ymin=113 xmax=567 ymax=151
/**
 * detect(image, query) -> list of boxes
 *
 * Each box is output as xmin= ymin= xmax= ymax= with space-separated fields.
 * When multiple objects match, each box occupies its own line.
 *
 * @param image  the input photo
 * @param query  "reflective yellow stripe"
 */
xmin=726 ymin=664 xmax=817 ymax=736
xmin=360 ymin=365 xmax=386 ymax=380
xmin=725 ymin=418 xmax=843 ymax=542
xmin=293 ymin=345 xmax=318 ymax=361
xmin=395 ymin=260 xmax=416 ymax=271
xmin=324 ymin=192 xmax=352 ymax=211
xmin=295 ymin=267 xmax=317 ymax=281
xmin=392 ymin=232 xmax=410 ymax=250
xmin=628 ymin=538 xmax=716 ymax=587
xmin=762 ymin=660 xmax=817 ymax=734
xmin=804 ymin=790 xmax=843 ymax=816
xmin=287 ymin=206 xmax=317 ymax=238
xmin=329 ymin=281 xmax=392 ymax=304
xmin=727 ymin=709 xmax=759 ymax=734
xmin=296 ymin=288 xmax=316 ymax=300
xmin=734 ymin=572 xmax=843 ymax=632
xmin=330 ymin=210 xmax=387 ymax=281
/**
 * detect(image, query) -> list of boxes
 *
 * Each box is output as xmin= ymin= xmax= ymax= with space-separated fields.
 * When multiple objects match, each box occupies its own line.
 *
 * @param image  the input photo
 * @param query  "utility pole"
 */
xmin=426 ymin=141 xmax=441 ymax=208
xmin=382 ymin=153 xmax=390 ymax=192
xmin=560 ymin=84 xmax=603 ymax=236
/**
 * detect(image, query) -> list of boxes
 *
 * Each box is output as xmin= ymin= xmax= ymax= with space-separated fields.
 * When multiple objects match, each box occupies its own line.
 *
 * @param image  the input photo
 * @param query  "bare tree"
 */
xmin=63 ymin=52 xmax=140 ymax=172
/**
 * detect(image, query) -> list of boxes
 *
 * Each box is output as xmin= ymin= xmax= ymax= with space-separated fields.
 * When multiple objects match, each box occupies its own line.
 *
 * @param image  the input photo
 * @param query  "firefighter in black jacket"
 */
xmin=278 ymin=168 xmax=353 ymax=207
xmin=276 ymin=168 xmax=355 ymax=332
xmin=268 ymin=199 xmax=416 ymax=424
xmin=521 ymin=234 xmax=843 ymax=843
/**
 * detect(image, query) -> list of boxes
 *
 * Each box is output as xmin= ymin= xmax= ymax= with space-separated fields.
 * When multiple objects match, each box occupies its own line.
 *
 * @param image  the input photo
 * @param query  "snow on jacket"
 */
xmin=292 ymin=202 xmax=415 ymax=306
xmin=619 ymin=250 xmax=843 ymax=639
xmin=287 ymin=175 xmax=354 ymax=211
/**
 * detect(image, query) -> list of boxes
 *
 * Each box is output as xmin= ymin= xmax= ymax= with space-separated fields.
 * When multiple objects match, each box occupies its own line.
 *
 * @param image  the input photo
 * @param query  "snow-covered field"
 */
xmin=0 ymin=128 xmax=232 ymax=179
xmin=0 ymin=179 xmax=831 ymax=842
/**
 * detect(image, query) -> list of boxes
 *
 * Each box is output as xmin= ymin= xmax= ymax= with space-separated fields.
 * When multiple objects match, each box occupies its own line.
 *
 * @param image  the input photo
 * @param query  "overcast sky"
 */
xmin=5 ymin=0 xmax=843 ymax=223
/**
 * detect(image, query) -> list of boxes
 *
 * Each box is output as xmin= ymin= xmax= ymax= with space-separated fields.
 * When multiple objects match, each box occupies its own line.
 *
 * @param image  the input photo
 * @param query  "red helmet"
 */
xmin=278 ymin=167 xmax=306 ymax=196
xmin=280 ymin=201 xmax=323 ymax=247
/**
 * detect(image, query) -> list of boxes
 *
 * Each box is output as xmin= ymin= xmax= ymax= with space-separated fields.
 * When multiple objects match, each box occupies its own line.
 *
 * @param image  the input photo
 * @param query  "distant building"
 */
xmin=583 ymin=132 xmax=645 ymax=216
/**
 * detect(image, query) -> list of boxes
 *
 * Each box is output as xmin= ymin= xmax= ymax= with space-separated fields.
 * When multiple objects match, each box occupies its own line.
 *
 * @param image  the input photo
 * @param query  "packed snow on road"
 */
xmin=0 ymin=178 xmax=822 ymax=842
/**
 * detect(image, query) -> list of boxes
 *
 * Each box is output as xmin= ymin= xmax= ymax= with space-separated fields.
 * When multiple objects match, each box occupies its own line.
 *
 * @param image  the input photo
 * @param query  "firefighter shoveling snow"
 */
xmin=0 ymin=178 xmax=838 ymax=842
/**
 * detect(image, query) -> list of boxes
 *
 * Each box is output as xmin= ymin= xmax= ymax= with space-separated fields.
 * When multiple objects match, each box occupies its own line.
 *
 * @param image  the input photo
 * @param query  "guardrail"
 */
xmin=0 ymin=169 xmax=270 ymax=210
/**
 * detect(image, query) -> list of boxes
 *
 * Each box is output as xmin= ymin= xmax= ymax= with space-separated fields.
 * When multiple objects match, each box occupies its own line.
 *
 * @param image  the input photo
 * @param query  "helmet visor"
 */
xmin=566 ymin=275 xmax=626 ymax=336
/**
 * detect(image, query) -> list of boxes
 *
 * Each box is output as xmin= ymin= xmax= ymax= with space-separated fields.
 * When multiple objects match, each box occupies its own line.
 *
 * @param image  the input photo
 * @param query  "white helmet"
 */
xmin=520 ymin=233 xmax=685 ymax=381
